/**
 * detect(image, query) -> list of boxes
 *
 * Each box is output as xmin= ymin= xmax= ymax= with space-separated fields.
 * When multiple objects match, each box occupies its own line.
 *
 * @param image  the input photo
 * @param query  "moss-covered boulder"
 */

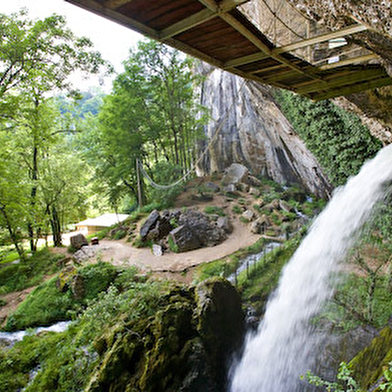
xmin=350 ymin=324 xmax=392 ymax=390
xmin=86 ymin=278 xmax=245 ymax=392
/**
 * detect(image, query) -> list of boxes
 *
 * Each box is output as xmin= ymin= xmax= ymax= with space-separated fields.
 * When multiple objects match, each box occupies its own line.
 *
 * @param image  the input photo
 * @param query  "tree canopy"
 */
xmin=0 ymin=10 xmax=110 ymax=255
xmin=80 ymin=40 xmax=207 ymax=209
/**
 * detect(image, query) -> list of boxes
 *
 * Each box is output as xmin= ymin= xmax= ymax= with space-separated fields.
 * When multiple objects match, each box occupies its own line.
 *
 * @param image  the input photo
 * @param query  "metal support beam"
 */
xmin=222 ymin=12 xmax=324 ymax=81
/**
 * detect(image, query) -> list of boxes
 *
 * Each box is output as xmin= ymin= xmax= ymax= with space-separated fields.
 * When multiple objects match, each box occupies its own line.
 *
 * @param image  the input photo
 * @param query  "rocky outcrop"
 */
xmin=86 ymin=278 xmax=245 ymax=392
xmin=196 ymin=65 xmax=332 ymax=199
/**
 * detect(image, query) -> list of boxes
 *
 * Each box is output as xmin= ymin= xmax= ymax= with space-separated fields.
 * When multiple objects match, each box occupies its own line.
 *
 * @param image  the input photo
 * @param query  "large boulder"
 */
xmin=169 ymin=209 xmax=227 ymax=252
xmin=169 ymin=225 xmax=202 ymax=252
xmin=70 ymin=233 xmax=88 ymax=250
xmin=140 ymin=210 xmax=160 ymax=241
xmin=222 ymin=163 xmax=249 ymax=186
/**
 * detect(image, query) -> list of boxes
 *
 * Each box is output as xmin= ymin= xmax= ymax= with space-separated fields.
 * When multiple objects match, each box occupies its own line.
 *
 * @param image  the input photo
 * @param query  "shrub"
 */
xmin=233 ymin=205 xmax=242 ymax=214
xmin=113 ymin=229 xmax=127 ymax=240
xmin=204 ymin=206 xmax=225 ymax=216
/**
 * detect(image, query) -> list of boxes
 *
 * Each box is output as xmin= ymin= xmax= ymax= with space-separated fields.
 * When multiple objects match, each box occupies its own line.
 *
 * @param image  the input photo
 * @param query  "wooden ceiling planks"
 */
xmin=65 ymin=0 xmax=392 ymax=100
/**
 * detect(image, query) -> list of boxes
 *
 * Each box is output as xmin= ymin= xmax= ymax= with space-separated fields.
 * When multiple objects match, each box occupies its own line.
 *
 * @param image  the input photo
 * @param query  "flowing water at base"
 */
xmin=230 ymin=145 xmax=392 ymax=392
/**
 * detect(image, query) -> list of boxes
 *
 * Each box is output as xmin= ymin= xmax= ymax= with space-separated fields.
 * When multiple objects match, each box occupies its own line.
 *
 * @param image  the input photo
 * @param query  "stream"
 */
xmin=0 ymin=321 xmax=71 ymax=347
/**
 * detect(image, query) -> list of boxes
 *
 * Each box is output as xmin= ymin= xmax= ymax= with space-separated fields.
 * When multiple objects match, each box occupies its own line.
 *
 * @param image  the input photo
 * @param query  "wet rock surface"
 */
xmin=86 ymin=278 xmax=245 ymax=392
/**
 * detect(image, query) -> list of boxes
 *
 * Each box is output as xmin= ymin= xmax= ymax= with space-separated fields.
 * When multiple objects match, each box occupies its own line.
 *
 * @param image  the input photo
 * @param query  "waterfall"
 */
xmin=230 ymin=144 xmax=392 ymax=392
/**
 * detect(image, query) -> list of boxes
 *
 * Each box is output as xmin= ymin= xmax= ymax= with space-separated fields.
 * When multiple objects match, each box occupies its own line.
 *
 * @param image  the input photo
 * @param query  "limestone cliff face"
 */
xmin=196 ymin=66 xmax=332 ymax=198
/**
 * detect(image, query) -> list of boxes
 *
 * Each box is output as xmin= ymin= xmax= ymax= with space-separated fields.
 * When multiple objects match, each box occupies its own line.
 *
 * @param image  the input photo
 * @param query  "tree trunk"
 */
xmin=0 ymin=207 xmax=25 ymax=262
xmin=50 ymin=205 xmax=62 ymax=247
xmin=28 ymin=144 xmax=38 ymax=252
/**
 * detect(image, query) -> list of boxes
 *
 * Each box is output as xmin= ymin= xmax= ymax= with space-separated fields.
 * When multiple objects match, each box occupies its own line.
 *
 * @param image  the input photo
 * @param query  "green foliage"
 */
xmin=0 ymin=277 xmax=170 ymax=392
xmin=194 ymin=257 xmax=239 ymax=283
xmin=0 ymin=248 xmax=62 ymax=294
xmin=305 ymin=361 xmax=392 ymax=392
xmin=233 ymin=205 xmax=242 ymax=214
xmin=0 ymin=10 xmax=110 ymax=252
xmin=112 ymin=229 xmax=126 ymax=240
xmin=275 ymin=90 xmax=382 ymax=186
xmin=4 ymin=278 xmax=75 ymax=331
xmin=194 ymin=238 xmax=267 ymax=284
xmin=79 ymin=39 xmax=207 ymax=209
xmin=4 ymin=262 xmax=118 ymax=331
xmin=86 ymin=227 xmax=111 ymax=241
xmin=238 ymin=236 xmax=300 ymax=310
xmin=204 ymin=206 xmax=226 ymax=216
xmin=168 ymin=236 xmax=179 ymax=253
xmin=321 ymin=273 xmax=392 ymax=331
xmin=77 ymin=262 xmax=118 ymax=301
xmin=380 ymin=362 xmax=392 ymax=391
xmin=304 ymin=362 xmax=359 ymax=392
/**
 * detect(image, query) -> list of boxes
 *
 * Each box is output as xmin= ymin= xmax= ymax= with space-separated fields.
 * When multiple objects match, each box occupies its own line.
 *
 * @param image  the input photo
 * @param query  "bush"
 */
xmin=113 ymin=229 xmax=126 ymax=240
xmin=233 ymin=205 xmax=242 ymax=214
xmin=78 ymin=262 xmax=118 ymax=301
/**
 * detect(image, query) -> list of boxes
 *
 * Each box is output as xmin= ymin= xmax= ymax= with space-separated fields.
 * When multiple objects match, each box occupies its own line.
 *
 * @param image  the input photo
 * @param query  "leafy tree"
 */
xmin=0 ymin=10 xmax=110 ymax=252
xmin=82 ymin=40 xmax=207 ymax=208
xmin=275 ymin=90 xmax=382 ymax=186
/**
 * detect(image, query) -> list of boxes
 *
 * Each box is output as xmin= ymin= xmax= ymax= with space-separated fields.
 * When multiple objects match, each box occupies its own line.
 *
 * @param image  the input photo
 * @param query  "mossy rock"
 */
xmin=350 ymin=325 xmax=392 ymax=389
xmin=195 ymin=278 xmax=245 ymax=387
xmin=86 ymin=279 xmax=244 ymax=392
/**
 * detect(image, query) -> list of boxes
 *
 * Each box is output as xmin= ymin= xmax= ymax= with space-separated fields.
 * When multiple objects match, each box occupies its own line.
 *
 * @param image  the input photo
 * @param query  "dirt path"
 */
xmin=99 ymin=217 xmax=259 ymax=273
xmin=0 ymin=287 xmax=36 ymax=326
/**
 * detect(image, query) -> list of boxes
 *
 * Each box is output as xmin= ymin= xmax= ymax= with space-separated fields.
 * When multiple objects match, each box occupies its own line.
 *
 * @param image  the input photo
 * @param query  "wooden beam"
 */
xmin=260 ymin=69 xmax=305 ymax=83
xmin=295 ymin=69 xmax=386 ymax=94
xmin=317 ymin=53 xmax=379 ymax=70
xmin=224 ymin=52 xmax=268 ymax=68
xmin=313 ymin=77 xmax=392 ymax=100
xmin=273 ymin=24 xmax=368 ymax=54
xmin=220 ymin=0 xmax=251 ymax=11
xmin=160 ymin=0 xmax=249 ymax=40
xmin=65 ymin=0 xmax=159 ymax=39
xmin=104 ymin=0 xmax=130 ymax=9
xmin=160 ymin=9 xmax=216 ymax=39
xmin=250 ymin=63 xmax=287 ymax=75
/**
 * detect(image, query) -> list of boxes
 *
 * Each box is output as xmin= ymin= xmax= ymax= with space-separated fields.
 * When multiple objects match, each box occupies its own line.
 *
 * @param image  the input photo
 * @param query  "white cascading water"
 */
xmin=230 ymin=144 xmax=392 ymax=392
